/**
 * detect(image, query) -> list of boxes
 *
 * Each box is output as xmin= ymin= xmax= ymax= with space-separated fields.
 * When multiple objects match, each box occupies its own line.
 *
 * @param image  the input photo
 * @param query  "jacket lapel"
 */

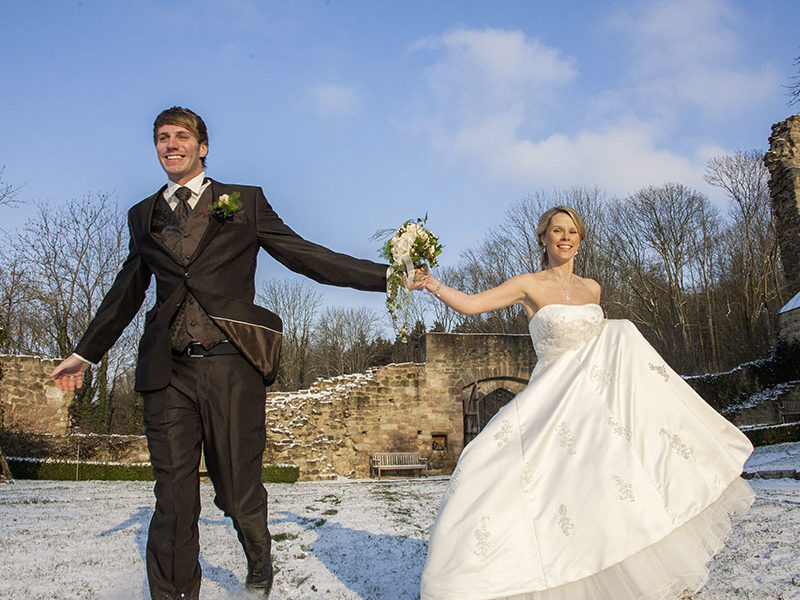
xmin=187 ymin=179 xmax=223 ymax=263
xmin=143 ymin=185 xmax=182 ymax=262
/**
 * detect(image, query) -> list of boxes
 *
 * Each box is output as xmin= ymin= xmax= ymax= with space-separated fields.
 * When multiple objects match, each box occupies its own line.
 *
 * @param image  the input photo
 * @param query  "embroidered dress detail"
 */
xmin=660 ymin=428 xmax=694 ymax=460
xmin=557 ymin=421 xmax=577 ymax=455
xmin=608 ymin=417 xmax=632 ymax=440
xmin=494 ymin=420 xmax=513 ymax=448
xmin=473 ymin=516 xmax=491 ymax=557
xmin=649 ymin=361 xmax=670 ymax=382
xmin=520 ymin=461 xmax=535 ymax=494
xmin=557 ymin=504 xmax=574 ymax=536
xmin=529 ymin=304 xmax=604 ymax=372
xmin=591 ymin=364 xmax=616 ymax=386
xmin=448 ymin=467 xmax=462 ymax=495
xmin=612 ymin=474 xmax=635 ymax=502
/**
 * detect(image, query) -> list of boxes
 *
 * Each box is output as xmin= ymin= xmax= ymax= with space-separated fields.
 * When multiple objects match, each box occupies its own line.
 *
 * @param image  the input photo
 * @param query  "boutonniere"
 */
xmin=210 ymin=191 xmax=242 ymax=220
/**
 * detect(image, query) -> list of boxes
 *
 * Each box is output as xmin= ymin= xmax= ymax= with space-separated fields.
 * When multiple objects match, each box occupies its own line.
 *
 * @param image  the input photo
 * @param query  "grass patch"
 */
xmin=298 ymin=516 xmax=327 ymax=528
xmin=372 ymin=488 xmax=400 ymax=502
xmin=272 ymin=532 xmax=299 ymax=543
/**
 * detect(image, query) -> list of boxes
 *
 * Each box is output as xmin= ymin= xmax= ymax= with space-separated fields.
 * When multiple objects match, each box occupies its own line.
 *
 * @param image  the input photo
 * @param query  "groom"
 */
xmin=49 ymin=106 xmax=388 ymax=599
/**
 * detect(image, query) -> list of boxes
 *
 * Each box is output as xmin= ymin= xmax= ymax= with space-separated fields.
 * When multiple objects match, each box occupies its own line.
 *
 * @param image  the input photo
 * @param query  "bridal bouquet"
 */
xmin=379 ymin=216 xmax=443 ymax=342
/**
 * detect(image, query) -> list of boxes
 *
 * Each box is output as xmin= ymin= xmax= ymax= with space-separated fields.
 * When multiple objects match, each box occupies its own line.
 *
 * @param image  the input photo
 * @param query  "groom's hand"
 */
xmin=49 ymin=355 xmax=90 ymax=391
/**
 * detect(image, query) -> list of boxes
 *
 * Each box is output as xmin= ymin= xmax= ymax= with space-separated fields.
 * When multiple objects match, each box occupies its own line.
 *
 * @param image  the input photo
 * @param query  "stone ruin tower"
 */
xmin=765 ymin=115 xmax=800 ymax=297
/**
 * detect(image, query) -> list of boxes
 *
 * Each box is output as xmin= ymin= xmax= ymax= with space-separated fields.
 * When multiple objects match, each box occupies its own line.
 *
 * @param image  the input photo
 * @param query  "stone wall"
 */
xmin=0 ymin=355 xmax=70 ymax=435
xmin=780 ymin=300 xmax=800 ymax=343
xmin=0 ymin=334 xmax=536 ymax=480
xmin=765 ymin=115 xmax=800 ymax=297
xmin=264 ymin=332 xmax=535 ymax=480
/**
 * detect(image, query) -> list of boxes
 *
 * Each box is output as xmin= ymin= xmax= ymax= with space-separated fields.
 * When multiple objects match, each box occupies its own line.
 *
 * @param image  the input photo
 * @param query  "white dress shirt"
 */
xmin=164 ymin=171 xmax=211 ymax=210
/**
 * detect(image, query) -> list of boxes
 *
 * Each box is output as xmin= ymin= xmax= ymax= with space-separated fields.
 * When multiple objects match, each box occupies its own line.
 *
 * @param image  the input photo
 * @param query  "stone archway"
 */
xmin=461 ymin=376 xmax=529 ymax=445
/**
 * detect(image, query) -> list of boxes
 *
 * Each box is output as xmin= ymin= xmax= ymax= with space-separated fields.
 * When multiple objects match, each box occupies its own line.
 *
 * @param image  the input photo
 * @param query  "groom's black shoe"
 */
xmin=245 ymin=560 xmax=274 ymax=597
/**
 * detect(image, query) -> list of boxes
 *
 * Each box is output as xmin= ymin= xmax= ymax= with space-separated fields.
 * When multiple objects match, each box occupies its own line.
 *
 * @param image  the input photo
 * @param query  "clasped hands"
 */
xmin=402 ymin=265 xmax=430 ymax=291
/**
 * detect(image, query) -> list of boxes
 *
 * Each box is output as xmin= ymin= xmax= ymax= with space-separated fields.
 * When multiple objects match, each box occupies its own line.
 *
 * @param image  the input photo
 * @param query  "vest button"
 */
xmin=184 ymin=273 xmax=190 ymax=279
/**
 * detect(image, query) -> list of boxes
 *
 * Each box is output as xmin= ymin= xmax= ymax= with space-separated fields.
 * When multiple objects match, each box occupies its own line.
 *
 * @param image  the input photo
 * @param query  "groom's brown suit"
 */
xmin=75 ymin=179 xmax=386 ymax=598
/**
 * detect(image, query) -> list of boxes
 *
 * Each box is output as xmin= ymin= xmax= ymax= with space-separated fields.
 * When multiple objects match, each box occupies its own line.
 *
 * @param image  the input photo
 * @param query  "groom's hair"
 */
xmin=153 ymin=106 xmax=209 ymax=167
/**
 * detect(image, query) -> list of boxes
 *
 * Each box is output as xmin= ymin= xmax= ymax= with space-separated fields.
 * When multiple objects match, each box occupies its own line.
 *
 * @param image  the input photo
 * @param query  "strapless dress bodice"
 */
xmin=528 ymin=303 xmax=605 ymax=371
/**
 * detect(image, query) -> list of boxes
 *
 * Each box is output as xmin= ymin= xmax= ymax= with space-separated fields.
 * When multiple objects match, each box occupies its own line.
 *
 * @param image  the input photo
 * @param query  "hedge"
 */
xmin=8 ymin=458 xmax=153 ymax=481
xmin=742 ymin=422 xmax=800 ymax=446
xmin=8 ymin=458 xmax=299 ymax=483
xmin=262 ymin=464 xmax=300 ymax=483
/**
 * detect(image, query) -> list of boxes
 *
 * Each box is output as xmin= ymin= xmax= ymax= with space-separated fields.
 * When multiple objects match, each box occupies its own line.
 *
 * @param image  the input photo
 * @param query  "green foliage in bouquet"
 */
xmin=378 ymin=216 xmax=443 ymax=343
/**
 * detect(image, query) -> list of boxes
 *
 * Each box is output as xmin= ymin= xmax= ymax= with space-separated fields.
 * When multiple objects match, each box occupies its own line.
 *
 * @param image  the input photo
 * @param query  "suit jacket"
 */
xmin=75 ymin=180 xmax=388 ymax=392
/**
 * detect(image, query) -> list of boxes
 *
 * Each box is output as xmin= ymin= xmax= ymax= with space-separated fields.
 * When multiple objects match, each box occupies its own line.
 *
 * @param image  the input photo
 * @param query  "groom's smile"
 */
xmin=155 ymin=124 xmax=208 ymax=184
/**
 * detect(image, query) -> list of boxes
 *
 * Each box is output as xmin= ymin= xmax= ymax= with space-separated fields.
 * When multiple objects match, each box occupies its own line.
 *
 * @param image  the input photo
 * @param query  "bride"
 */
xmin=414 ymin=206 xmax=754 ymax=600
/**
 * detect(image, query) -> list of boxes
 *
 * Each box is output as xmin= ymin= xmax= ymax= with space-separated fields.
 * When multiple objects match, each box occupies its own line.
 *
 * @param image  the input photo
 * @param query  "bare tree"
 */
xmin=313 ymin=306 xmax=383 ymax=376
xmin=686 ymin=206 xmax=724 ymax=371
xmin=705 ymin=150 xmax=785 ymax=355
xmin=257 ymin=278 xmax=322 ymax=390
xmin=0 ymin=247 xmax=41 ymax=354
xmin=15 ymin=194 xmax=127 ymax=357
xmin=425 ymin=265 xmax=462 ymax=332
xmin=608 ymin=183 xmax=717 ymax=372
xmin=12 ymin=193 xmax=131 ymax=431
xmin=789 ymin=55 xmax=800 ymax=106
xmin=0 ymin=166 xmax=22 ymax=208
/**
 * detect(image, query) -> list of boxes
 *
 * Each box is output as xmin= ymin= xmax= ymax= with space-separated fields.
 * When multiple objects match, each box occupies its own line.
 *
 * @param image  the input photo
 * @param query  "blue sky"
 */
xmin=1 ymin=0 xmax=797 ymax=320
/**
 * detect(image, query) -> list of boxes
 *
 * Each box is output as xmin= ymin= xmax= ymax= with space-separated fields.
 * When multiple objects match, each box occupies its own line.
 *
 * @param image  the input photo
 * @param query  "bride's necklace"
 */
xmin=552 ymin=273 xmax=574 ymax=301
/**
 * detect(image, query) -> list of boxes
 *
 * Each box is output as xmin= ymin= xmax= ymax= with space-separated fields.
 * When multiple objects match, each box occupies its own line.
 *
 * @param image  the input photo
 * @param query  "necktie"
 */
xmin=174 ymin=186 xmax=192 ymax=223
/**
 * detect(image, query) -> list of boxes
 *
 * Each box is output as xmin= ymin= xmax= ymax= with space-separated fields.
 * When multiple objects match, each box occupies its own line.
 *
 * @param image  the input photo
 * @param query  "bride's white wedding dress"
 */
xmin=421 ymin=304 xmax=754 ymax=600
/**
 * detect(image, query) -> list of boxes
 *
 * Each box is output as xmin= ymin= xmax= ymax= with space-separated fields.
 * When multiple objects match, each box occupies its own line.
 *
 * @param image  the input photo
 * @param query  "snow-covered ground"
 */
xmin=1 ymin=443 xmax=799 ymax=600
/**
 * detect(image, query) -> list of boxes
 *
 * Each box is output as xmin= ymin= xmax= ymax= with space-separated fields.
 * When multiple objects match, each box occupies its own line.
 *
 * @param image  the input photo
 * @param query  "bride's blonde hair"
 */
xmin=536 ymin=206 xmax=586 ymax=267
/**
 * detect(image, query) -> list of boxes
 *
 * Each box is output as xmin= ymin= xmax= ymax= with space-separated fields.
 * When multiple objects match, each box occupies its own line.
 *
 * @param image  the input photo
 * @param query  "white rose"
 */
xmin=400 ymin=230 xmax=417 ymax=246
xmin=218 ymin=194 xmax=230 ymax=205
xmin=392 ymin=237 xmax=412 ymax=258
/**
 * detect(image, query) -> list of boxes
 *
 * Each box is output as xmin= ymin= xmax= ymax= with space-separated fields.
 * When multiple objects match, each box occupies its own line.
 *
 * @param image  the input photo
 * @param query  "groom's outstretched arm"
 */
xmin=255 ymin=188 xmax=387 ymax=292
xmin=50 ymin=214 xmax=152 ymax=387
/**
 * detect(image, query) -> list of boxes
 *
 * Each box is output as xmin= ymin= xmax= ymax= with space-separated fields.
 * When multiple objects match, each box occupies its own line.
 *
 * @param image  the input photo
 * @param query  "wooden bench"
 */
xmin=370 ymin=452 xmax=428 ymax=479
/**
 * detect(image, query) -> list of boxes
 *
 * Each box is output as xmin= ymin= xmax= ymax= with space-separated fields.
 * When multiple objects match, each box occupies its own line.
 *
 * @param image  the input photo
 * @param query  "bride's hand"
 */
xmin=407 ymin=265 xmax=429 ymax=291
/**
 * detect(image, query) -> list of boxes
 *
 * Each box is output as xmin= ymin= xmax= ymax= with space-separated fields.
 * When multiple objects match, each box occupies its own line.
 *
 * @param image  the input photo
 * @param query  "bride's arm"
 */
xmin=421 ymin=274 xmax=529 ymax=315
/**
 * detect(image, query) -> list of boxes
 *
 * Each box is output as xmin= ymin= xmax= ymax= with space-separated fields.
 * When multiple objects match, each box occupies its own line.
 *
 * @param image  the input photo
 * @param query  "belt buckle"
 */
xmin=186 ymin=343 xmax=205 ymax=357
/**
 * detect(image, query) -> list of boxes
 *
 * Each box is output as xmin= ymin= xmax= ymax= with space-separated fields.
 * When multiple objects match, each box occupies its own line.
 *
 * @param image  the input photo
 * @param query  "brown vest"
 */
xmin=151 ymin=187 xmax=227 ymax=350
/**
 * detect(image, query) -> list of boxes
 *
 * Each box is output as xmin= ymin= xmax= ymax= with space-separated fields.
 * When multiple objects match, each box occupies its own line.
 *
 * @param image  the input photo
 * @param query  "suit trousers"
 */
xmin=142 ymin=352 xmax=271 ymax=599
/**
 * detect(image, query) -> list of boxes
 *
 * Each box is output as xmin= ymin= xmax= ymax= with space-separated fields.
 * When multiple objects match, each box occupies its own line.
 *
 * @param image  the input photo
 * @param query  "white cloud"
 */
xmin=438 ymin=116 xmax=703 ymax=196
xmin=311 ymin=84 xmax=361 ymax=117
xmin=610 ymin=0 xmax=779 ymax=115
xmin=409 ymin=11 xmax=776 ymax=199
xmin=411 ymin=26 xmax=703 ymax=196
xmin=414 ymin=27 xmax=577 ymax=127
